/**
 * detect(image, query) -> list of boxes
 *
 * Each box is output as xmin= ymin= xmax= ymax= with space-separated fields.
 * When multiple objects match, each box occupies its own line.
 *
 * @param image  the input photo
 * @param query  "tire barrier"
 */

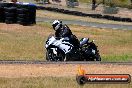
xmin=0 ymin=7 xmax=5 ymax=22
xmin=0 ymin=3 xmax=36 ymax=25
xmin=17 ymin=3 xmax=36 ymax=25
xmin=5 ymin=7 xmax=17 ymax=24
xmin=37 ymin=6 xmax=132 ymax=22
xmin=0 ymin=3 xmax=5 ymax=22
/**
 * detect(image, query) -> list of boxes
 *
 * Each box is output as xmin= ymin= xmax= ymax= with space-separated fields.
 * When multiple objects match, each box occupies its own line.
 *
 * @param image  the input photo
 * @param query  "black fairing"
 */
xmin=66 ymin=47 xmax=81 ymax=61
xmin=81 ymin=42 xmax=98 ymax=61
xmin=88 ymin=42 xmax=97 ymax=51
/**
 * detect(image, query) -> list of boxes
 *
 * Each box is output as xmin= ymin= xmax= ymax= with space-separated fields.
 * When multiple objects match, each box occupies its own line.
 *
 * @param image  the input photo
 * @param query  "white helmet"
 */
xmin=52 ymin=20 xmax=62 ymax=31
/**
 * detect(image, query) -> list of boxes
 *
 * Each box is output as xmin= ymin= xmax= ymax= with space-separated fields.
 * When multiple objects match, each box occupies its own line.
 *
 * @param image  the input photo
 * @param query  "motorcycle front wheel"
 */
xmin=46 ymin=48 xmax=65 ymax=61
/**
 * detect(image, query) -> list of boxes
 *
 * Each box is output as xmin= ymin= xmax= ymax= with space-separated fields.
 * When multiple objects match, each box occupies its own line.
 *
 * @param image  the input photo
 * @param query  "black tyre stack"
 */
xmin=0 ymin=3 xmax=36 ymax=25
xmin=1 ymin=3 xmax=17 ymax=24
xmin=17 ymin=3 xmax=36 ymax=25
xmin=0 ymin=3 xmax=5 ymax=22
xmin=0 ymin=3 xmax=10 ymax=22
xmin=5 ymin=7 xmax=17 ymax=24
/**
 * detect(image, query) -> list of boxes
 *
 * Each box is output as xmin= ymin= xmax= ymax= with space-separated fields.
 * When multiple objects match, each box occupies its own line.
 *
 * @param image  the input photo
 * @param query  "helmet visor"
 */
xmin=52 ymin=22 xmax=59 ymax=31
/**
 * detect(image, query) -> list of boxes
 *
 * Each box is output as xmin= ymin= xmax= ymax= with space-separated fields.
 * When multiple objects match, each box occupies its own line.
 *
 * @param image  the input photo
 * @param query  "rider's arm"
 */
xmin=61 ymin=25 xmax=72 ymax=37
xmin=55 ymin=30 xmax=60 ymax=37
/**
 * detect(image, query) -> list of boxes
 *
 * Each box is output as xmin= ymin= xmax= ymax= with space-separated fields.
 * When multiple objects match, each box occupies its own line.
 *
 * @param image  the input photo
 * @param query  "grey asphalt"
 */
xmin=37 ymin=17 xmax=132 ymax=30
xmin=0 ymin=60 xmax=132 ymax=65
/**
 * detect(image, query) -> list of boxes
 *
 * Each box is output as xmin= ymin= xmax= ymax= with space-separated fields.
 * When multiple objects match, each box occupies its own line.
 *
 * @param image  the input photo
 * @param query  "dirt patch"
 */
xmin=0 ymin=64 xmax=131 ymax=78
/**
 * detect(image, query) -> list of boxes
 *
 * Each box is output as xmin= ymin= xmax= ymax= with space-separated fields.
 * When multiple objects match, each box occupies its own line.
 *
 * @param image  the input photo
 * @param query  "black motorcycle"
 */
xmin=80 ymin=38 xmax=101 ymax=61
xmin=45 ymin=35 xmax=101 ymax=61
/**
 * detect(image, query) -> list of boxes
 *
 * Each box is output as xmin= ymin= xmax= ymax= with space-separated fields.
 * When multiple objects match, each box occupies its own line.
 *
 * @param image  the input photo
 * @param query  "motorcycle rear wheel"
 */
xmin=95 ymin=53 xmax=101 ymax=61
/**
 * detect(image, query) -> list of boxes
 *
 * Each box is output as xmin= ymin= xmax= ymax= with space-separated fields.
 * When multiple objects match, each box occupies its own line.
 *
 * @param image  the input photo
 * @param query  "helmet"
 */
xmin=52 ymin=20 xmax=62 ymax=31
xmin=80 ymin=38 xmax=89 ymax=46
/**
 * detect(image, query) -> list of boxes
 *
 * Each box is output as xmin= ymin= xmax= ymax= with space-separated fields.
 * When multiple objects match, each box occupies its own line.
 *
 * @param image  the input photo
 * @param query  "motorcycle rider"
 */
xmin=52 ymin=20 xmax=80 ymax=47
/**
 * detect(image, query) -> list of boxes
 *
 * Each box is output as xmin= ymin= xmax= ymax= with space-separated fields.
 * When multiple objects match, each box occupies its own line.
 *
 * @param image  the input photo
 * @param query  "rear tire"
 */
xmin=17 ymin=14 xmax=28 ymax=18
xmin=5 ymin=17 xmax=16 ymax=23
xmin=4 ymin=7 xmax=16 ymax=13
xmin=17 ymin=8 xmax=29 ymax=14
xmin=95 ymin=53 xmax=101 ymax=61
xmin=5 ymin=12 xmax=16 ymax=17
xmin=5 ymin=20 xmax=14 ymax=24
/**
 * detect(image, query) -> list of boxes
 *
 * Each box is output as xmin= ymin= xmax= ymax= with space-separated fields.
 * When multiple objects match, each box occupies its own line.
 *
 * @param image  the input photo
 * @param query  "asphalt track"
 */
xmin=0 ymin=60 xmax=132 ymax=65
xmin=37 ymin=17 xmax=132 ymax=30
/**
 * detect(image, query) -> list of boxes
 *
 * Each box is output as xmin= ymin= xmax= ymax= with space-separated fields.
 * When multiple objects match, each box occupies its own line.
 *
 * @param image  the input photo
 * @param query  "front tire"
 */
xmin=46 ymin=48 xmax=65 ymax=61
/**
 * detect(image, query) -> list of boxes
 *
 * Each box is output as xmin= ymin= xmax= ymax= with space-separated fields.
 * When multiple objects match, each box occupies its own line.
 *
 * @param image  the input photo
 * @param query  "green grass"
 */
xmin=0 ymin=77 xmax=131 ymax=88
xmin=0 ymin=22 xmax=131 ymax=61
xmin=103 ymin=54 xmax=132 ymax=62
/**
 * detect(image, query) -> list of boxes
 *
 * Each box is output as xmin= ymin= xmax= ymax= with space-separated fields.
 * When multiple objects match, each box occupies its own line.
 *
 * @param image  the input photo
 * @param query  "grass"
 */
xmin=103 ymin=54 xmax=132 ymax=62
xmin=0 ymin=23 xmax=50 ymax=60
xmin=79 ymin=0 xmax=92 ymax=3
xmin=36 ymin=10 xmax=132 ymax=26
xmin=0 ymin=22 xmax=131 ymax=61
xmin=0 ymin=77 xmax=131 ymax=88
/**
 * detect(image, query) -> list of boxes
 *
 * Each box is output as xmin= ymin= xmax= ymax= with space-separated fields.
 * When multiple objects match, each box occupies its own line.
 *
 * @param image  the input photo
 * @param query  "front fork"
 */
xmin=51 ymin=48 xmax=64 ymax=61
xmin=51 ymin=48 xmax=58 ymax=55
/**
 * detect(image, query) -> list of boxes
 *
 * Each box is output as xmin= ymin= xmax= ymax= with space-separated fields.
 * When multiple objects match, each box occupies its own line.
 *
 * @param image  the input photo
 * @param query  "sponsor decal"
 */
xmin=76 ymin=65 xmax=131 ymax=85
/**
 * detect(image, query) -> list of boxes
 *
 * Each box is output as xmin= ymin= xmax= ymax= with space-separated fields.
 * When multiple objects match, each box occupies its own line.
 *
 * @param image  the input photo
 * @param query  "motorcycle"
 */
xmin=80 ymin=38 xmax=101 ymax=61
xmin=45 ymin=35 xmax=101 ymax=61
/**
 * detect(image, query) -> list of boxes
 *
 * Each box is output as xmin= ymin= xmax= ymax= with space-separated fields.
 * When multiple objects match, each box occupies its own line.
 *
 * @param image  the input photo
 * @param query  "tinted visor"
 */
xmin=52 ymin=23 xmax=59 ymax=30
